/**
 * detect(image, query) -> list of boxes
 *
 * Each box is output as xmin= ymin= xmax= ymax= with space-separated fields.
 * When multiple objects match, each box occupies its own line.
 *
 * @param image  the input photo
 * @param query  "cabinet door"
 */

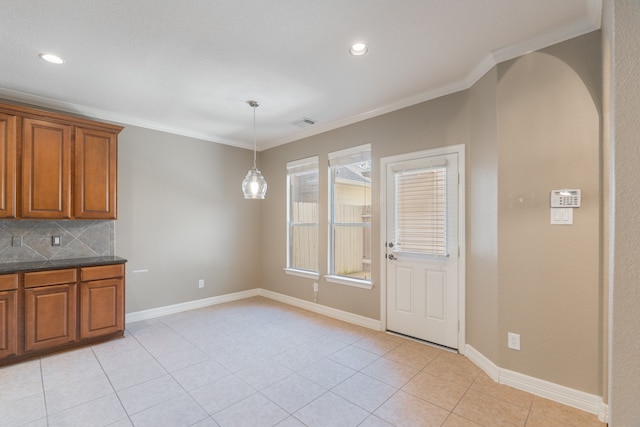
xmin=22 ymin=118 xmax=72 ymax=219
xmin=80 ymin=278 xmax=124 ymax=339
xmin=0 ymin=291 xmax=18 ymax=359
xmin=0 ymin=113 xmax=17 ymax=218
xmin=24 ymin=284 xmax=77 ymax=352
xmin=74 ymin=127 xmax=117 ymax=219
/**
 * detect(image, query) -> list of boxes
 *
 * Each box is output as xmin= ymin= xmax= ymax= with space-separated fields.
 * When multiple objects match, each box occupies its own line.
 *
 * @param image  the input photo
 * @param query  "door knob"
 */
xmin=388 ymin=254 xmax=397 ymax=260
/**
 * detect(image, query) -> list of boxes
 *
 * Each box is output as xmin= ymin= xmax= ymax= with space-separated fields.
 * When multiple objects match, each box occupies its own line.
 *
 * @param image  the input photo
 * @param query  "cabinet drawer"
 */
xmin=0 ymin=274 xmax=18 ymax=291
xmin=80 ymin=264 xmax=124 ymax=282
xmin=24 ymin=269 xmax=77 ymax=288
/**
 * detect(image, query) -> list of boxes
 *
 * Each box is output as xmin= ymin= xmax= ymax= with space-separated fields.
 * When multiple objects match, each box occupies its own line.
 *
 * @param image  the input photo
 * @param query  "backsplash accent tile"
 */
xmin=0 ymin=220 xmax=115 ymax=263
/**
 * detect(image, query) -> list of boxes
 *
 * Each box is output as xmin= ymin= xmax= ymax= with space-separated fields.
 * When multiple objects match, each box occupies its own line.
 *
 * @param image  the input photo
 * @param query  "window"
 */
xmin=328 ymin=144 xmax=372 ymax=284
xmin=286 ymin=156 xmax=319 ymax=276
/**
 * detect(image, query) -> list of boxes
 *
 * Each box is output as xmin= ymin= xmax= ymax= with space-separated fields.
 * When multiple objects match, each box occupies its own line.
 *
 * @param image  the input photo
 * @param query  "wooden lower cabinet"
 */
xmin=0 ymin=262 xmax=125 ymax=365
xmin=0 ymin=290 xmax=18 ymax=359
xmin=80 ymin=277 xmax=124 ymax=339
xmin=0 ymin=274 xmax=19 ymax=359
xmin=24 ymin=283 xmax=77 ymax=352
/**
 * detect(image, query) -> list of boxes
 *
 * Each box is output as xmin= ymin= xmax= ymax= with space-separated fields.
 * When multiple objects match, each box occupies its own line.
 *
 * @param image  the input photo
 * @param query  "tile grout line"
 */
xmin=90 ymin=345 xmax=134 ymax=425
xmin=38 ymin=358 xmax=50 ymax=427
xmin=116 ymin=332 xmax=213 ymax=424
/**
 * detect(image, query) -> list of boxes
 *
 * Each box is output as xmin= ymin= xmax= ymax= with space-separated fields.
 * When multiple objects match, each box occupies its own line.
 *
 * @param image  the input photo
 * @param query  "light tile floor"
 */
xmin=0 ymin=297 xmax=606 ymax=426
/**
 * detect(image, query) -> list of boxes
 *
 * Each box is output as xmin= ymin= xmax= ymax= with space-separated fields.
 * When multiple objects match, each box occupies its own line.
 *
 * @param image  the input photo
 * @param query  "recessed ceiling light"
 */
xmin=39 ymin=53 xmax=65 ymax=64
xmin=349 ymin=43 xmax=369 ymax=56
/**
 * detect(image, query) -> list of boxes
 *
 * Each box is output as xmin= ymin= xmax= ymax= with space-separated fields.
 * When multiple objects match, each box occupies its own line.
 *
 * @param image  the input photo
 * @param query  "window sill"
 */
xmin=284 ymin=268 xmax=320 ymax=280
xmin=324 ymin=275 xmax=374 ymax=290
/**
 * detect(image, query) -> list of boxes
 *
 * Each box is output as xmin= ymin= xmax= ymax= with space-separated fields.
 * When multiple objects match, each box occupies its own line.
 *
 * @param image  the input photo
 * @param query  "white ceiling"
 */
xmin=0 ymin=0 xmax=601 ymax=151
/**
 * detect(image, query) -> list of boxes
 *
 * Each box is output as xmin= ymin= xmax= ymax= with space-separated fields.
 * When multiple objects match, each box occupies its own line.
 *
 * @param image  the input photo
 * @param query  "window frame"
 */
xmin=284 ymin=156 xmax=320 ymax=279
xmin=326 ymin=144 xmax=373 ymax=289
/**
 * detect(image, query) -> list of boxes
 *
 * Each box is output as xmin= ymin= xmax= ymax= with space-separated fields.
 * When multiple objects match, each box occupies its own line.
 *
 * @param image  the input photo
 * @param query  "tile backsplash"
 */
xmin=0 ymin=220 xmax=114 ymax=263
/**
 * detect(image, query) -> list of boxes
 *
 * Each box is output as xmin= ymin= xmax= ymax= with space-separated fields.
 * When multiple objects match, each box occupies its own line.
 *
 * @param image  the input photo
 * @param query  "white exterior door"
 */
xmin=385 ymin=149 xmax=461 ymax=349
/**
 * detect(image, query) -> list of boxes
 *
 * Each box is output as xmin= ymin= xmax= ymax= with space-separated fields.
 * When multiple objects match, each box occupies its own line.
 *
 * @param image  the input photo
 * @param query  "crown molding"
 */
xmin=259 ymin=79 xmax=468 ymax=151
xmin=0 ymin=87 xmax=253 ymax=150
xmin=0 ymin=8 xmax=602 ymax=153
xmin=263 ymin=14 xmax=602 ymax=151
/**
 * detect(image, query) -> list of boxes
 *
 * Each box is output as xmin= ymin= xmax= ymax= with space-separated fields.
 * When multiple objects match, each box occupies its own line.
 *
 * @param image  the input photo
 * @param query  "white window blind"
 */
xmin=394 ymin=167 xmax=447 ymax=256
xmin=328 ymin=144 xmax=371 ymax=168
xmin=287 ymin=156 xmax=318 ymax=175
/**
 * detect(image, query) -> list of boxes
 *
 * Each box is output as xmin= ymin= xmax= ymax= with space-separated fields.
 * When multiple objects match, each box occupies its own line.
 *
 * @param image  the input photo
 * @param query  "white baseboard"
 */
xmin=464 ymin=344 xmax=500 ymax=382
xmin=465 ymin=344 xmax=608 ymax=423
xmin=257 ymin=289 xmax=382 ymax=331
xmin=125 ymin=288 xmax=381 ymax=331
xmin=125 ymin=289 xmax=260 ymax=323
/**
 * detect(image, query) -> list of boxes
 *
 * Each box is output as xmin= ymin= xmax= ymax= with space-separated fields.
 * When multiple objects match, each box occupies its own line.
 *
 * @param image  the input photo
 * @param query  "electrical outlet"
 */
xmin=313 ymin=282 xmax=319 ymax=292
xmin=51 ymin=235 xmax=61 ymax=246
xmin=508 ymin=332 xmax=521 ymax=350
xmin=198 ymin=279 xmax=205 ymax=288
xmin=11 ymin=236 xmax=22 ymax=247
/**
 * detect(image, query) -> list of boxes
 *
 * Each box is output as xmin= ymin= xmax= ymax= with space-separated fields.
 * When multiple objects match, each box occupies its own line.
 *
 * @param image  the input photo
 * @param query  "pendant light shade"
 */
xmin=242 ymin=168 xmax=267 ymax=199
xmin=242 ymin=100 xmax=267 ymax=199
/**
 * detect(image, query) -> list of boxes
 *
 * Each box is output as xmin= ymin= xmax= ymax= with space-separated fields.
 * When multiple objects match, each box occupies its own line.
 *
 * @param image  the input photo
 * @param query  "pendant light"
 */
xmin=242 ymin=100 xmax=267 ymax=199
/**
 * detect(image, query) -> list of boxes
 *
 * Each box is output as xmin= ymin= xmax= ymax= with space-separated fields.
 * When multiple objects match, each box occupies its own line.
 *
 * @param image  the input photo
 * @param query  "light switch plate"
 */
xmin=508 ymin=332 xmax=521 ymax=350
xmin=550 ymin=208 xmax=573 ymax=225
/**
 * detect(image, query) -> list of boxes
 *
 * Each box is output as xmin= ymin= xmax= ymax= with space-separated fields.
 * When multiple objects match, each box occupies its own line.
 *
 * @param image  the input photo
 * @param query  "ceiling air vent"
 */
xmin=291 ymin=117 xmax=317 ymax=128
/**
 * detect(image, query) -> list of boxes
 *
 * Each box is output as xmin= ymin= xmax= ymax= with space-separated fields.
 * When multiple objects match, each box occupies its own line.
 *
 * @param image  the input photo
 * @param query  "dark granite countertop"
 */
xmin=0 ymin=256 xmax=127 ymax=274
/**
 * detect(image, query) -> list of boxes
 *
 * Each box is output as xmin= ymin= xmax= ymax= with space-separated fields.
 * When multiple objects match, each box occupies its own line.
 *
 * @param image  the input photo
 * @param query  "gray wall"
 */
xmin=604 ymin=0 xmax=640 ymax=424
xmin=259 ymin=32 xmax=603 ymax=396
xmin=467 ymin=67 xmax=499 ymax=362
xmin=115 ymin=125 xmax=261 ymax=313
xmin=495 ymin=33 xmax=601 ymax=394
xmin=258 ymin=92 xmax=469 ymax=320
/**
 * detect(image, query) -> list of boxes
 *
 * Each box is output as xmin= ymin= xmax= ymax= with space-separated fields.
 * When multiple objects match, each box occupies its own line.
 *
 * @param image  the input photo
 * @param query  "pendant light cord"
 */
xmin=252 ymin=103 xmax=257 ymax=169
xmin=248 ymin=100 xmax=259 ymax=170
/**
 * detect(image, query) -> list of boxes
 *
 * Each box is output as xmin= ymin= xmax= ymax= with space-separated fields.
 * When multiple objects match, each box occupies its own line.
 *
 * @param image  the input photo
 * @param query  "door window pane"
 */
xmin=394 ymin=167 xmax=447 ymax=256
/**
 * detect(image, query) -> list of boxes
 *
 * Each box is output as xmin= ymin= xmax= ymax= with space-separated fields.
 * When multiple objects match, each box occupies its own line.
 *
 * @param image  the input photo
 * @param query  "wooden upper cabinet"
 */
xmin=0 ymin=101 xmax=122 ymax=220
xmin=75 ymin=127 xmax=118 ymax=219
xmin=0 ymin=113 xmax=17 ymax=218
xmin=21 ymin=118 xmax=72 ymax=219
